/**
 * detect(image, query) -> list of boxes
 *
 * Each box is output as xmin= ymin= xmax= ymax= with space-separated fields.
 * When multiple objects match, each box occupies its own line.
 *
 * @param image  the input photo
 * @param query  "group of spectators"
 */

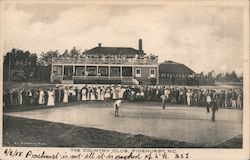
xmin=3 ymin=84 xmax=243 ymax=110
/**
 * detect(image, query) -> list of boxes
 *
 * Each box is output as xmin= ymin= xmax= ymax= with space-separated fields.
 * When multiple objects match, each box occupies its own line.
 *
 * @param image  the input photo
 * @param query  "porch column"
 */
xmin=84 ymin=65 xmax=87 ymax=75
xmin=73 ymin=65 xmax=75 ymax=74
xmin=84 ymin=65 xmax=87 ymax=80
xmin=120 ymin=66 xmax=122 ymax=79
xmin=73 ymin=65 xmax=75 ymax=82
xmin=50 ymin=64 xmax=54 ymax=82
xmin=156 ymin=66 xmax=159 ymax=85
xmin=97 ymin=65 xmax=99 ymax=77
xmin=132 ymin=66 xmax=134 ymax=78
xmin=62 ymin=65 xmax=64 ymax=80
xmin=108 ymin=66 xmax=111 ymax=80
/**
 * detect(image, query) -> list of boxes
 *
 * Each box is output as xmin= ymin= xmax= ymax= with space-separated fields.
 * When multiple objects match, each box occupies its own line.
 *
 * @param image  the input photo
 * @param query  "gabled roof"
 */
xmin=83 ymin=46 xmax=145 ymax=55
xmin=159 ymin=61 xmax=195 ymax=74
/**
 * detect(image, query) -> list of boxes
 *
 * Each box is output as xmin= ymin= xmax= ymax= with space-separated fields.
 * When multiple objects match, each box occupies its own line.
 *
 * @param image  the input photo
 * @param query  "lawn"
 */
xmin=3 ymin=116 xmax=242 ymax=148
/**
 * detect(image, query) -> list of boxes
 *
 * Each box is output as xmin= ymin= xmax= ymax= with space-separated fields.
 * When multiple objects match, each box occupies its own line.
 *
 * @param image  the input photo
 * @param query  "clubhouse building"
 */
xmin=51 ymin=39 xmax=159 ymax=85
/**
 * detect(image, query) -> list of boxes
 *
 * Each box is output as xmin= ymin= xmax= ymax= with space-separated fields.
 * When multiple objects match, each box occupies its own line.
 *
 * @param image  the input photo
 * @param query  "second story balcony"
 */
xmin=52 ymin=57 xmax=158 ymax=65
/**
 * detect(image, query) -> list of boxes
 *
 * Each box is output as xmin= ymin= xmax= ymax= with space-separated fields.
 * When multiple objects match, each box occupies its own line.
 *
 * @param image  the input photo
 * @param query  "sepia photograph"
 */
xmin=0 ymin=0 xmax=249 ymax=160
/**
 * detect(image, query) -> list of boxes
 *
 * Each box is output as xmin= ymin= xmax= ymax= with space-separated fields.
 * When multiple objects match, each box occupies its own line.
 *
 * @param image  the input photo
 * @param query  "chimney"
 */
xmin=139 ymin=39 xmax=142 ymax=52
xmin=98 ymin=43 xmax=102 ymax=47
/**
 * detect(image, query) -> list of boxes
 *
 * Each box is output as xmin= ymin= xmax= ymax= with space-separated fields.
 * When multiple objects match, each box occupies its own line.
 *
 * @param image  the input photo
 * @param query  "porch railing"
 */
xmin=52 ymin=57 xmax=158 ymax=65
xmin=51 ymin=75 xmax=137 ymax=84
xmin=73 ymin=76 xmax=133 ymax=81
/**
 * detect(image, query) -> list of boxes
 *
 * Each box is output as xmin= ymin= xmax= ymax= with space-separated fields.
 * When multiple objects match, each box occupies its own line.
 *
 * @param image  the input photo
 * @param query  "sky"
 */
xmin=1 ymin=3 xmax=245 ymax=75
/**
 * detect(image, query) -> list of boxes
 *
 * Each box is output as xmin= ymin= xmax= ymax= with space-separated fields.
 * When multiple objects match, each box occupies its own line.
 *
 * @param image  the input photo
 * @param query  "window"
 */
xmin=150 ymin=68 xmax=156 ymax=78
xmin=53 ymin=65 xmax=62 ymax=76
xmin=75 ymin=66 xmax=85 ymax=76
xmin=136 ymin=69 xmax=141 ymax=74
xmin=99 ymin=67 xmax=108 ymax=76
xmin=135 ymin=68 xmax=141 ymax=77
xmin=87 ymin=66 xmax=97 ymax=76
xmin=150 ymin=69 xmax=155 ymax=75
xmin=149 ymin=69 xmax=155 ymax=78
xmin=122 ymin=67 xmax=132 ymax=77
xmin=110 ymin=67 xmax=120 ymax=76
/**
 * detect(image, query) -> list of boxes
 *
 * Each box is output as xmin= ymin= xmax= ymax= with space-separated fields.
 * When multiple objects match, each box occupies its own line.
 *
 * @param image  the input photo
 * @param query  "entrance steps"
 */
xmin=61 ymin=80 xmax=74 ymax=84
xmin=121 ymin=78 xmax=139 ymax=85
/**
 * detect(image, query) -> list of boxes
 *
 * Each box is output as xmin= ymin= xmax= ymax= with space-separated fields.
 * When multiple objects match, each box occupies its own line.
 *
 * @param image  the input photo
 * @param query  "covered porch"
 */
xmin=51 ymin=65 xmax=136 ymax=84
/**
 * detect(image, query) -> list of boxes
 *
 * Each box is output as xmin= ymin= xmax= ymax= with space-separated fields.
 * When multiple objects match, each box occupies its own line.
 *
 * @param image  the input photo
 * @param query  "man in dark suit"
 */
xmin=54 ymin=87 xmax=59 ymax=103
xmin=21 ymin=89 xmax=26 ymax=105
xmin=60 ymin=87 xmax=64 ymax=102
xmin=4 ymin=90 xmax=11 ymax=108
xmin=211 ymin=97 xmax=218 ymax=122
xmin=44 ymin=88 xmax=48 ymax=105
xmin=74 ymin=87 xmax=79 ymax=102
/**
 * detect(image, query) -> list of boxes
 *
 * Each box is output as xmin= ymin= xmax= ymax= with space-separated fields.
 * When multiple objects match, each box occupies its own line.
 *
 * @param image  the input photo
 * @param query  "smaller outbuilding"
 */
xmin=159 ymin=60 xmax=195 ymax=85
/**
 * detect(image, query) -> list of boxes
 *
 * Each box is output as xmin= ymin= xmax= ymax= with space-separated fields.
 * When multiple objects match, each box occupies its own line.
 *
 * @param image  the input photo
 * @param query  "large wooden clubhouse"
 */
xmin=51 ymin=39 xmax=159 ymax=85
xmin=51 ymin=39 xmax=196 ymax=85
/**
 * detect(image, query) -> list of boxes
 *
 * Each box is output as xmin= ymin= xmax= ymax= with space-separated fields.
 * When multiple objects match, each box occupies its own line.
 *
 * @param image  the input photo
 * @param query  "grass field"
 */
xmin=3 ymin=116 xmax=242 ymax=148
xmin=4 ymin=102 xmax=243 ymax=148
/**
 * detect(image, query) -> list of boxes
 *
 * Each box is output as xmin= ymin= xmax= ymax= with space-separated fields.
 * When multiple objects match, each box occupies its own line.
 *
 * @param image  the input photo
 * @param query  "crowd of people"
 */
xmin=3 ymin=84 xmax=243 ymax=110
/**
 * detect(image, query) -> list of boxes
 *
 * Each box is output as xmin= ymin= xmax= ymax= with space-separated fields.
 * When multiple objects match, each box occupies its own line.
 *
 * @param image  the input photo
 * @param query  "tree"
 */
xmin=39 ymin=50 xmax=60 ymax=66
xmin=69 ymin=47 xmax=81 ymax=58
xmin=62 ymin=49 xmax=69 ymax=58
xmin=216 ymin=73 xmax=225 ymax=81
xmin=35 ymin=64 xmax=51 ymax=82
xmin=230 ymin=71 xmax=237 ymax=81
xmin=223 ymin=71 xmax=238 ymax=82
xmin=36 ymin=50 xmax=61 ymax=82
xmin=61 ymin=47 xmax=81 ymax=58
xmin=3 ymin=48 xmax=37 ymax=82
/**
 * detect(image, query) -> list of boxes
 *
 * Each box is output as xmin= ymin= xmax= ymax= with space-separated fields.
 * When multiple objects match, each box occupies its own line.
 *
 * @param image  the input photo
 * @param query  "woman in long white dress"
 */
xmin=100 ymin=87 xmax=105 ymax=101
xmin=237 ymin=92 xmax=242 ymax=109
xmin=119 ymin=88 xmax=125 ymax=99
xmin=87 ymin=87 xmax=90 ymax=101
xmin=38 ymin=89 xmax=45 ymax=105
xmin=104 ymin=88 xmax=111 ymax=107
xmin=63 ymin=88 xmax=69 ymax=103
xmin=47 ymin=89 xmax=55 ymax=106
xmin=112 ymin=87 xmax=116 ymax=100
xmin=206 ymin=92 xmax=212 ymax=113
xmin=81 ymin=88 xmax=87 ymax=101
xmin=115 ymin=86 xmax=119 ymax=100
xmin=96 ymin=87 xmax=101 ymax=101
xmin=186 ymin=90 xmax=192 ymax=106
xmin=18 ymin=89 xmax=23 ymax=105
xmin=90 ymin=88 xmax=96 ymax=101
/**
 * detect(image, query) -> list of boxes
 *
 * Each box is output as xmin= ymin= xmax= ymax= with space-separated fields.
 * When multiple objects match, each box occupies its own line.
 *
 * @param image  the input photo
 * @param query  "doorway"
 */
xmin=64 ymin=66 xmax=73 ymax=80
